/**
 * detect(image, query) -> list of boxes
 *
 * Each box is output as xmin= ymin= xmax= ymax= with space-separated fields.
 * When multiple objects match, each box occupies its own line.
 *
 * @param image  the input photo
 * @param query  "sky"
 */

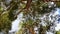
xmin=55 ymin=8 xmax=60 ymax=31
xmin=9 ymin=12 xmax=23 ymax=32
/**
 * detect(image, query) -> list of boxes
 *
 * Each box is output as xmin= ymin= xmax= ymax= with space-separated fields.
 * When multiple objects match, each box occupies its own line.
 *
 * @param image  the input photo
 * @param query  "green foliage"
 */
xmin=8 ymin=10 xmax=17 ymax=21
xmin=31 ymin=1 xmax=53 ymax=15
xmin=0 ymin=12 xmax=11 ymax=32
xmin=8 ymin=3 xmax=18 ymax=21
xmin=0 ymin=6 xmax=3 ymax=12
xmin=56 ymin=2 xmax=60 ymax=7
xmin=1 ymin=0 xmax=60 ymax=34
xmin=16 ymin=1 xmax=56 ymax=34
xmin=0 ymin=6 xmax=4 ymax=15
xmin=22 ymin=18 xmax=34 ymax=28
xmin=56 ymin=31 xmax=60 ymax=34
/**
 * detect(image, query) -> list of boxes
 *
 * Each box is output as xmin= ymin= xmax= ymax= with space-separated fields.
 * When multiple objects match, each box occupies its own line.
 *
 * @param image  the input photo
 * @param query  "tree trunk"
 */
xmin=26 ymin=25 xmax=35 ymax=34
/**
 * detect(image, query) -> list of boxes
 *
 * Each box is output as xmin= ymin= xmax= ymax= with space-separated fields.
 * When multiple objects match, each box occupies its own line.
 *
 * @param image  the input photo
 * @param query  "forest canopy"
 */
xmin=0 ymin=0 xmax=60 ymax=34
